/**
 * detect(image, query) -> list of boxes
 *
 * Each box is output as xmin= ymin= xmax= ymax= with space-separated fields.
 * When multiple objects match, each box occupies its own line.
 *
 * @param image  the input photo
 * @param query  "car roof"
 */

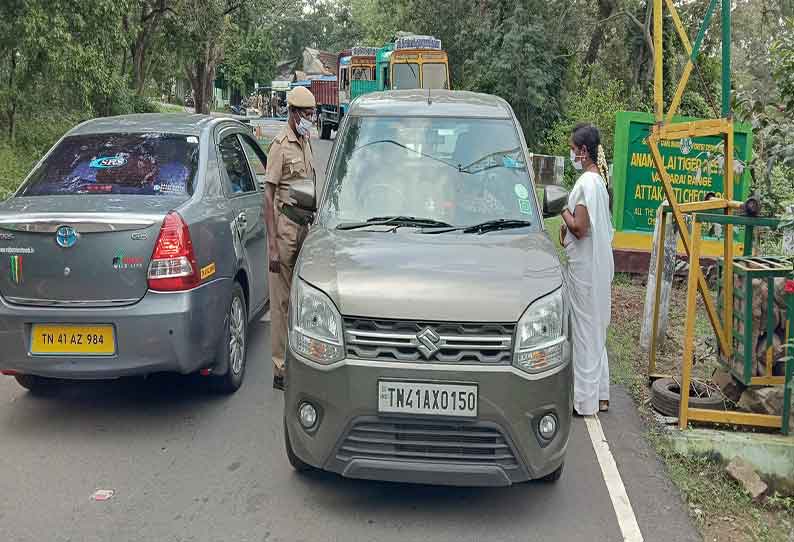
xmin=349 ymin=90 xmax=513 ymax=119
xmin=67 ymin=113 xmax=242 ymax=137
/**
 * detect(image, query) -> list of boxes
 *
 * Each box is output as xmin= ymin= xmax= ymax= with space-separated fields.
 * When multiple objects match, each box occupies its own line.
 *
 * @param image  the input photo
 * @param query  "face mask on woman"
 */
xmin=570 ymin=149 xmax=584 ymax=171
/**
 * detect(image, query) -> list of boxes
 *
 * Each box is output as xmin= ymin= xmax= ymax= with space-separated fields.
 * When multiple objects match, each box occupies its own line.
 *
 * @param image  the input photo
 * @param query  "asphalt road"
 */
xmin=0 ymin=127 xmax=699 ymax=542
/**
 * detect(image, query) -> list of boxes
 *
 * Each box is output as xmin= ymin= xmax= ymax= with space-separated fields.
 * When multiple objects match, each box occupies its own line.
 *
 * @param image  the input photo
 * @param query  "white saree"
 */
xmin=563 ymin=171 xmax=614 ymax=416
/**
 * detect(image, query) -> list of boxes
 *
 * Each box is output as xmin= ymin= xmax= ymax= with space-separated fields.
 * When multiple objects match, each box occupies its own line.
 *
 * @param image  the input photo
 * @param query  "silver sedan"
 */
xmin=0 ymin=114 xmax=269 ymax=393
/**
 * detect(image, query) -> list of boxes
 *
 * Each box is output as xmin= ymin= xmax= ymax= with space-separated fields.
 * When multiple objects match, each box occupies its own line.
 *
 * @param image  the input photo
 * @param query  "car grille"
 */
xmin=343 ymin=318 xmax=514 ymax=364
xmin=335 ymin=418 xmax=519 ymax=468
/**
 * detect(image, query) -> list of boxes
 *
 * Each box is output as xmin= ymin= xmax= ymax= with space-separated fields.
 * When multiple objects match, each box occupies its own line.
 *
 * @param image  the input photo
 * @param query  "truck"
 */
xmin=311 ymin=75 xmax=339 ymax=140
xmin=313 ymin=47 xmax=379 ymax=140
xmin=377 ymin=35 xmax=450 ymax=91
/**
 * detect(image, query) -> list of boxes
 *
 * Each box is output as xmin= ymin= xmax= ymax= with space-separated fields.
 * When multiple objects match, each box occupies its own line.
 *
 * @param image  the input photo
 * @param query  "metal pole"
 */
xmin=721 ymin=0 xmax=731 ymax=116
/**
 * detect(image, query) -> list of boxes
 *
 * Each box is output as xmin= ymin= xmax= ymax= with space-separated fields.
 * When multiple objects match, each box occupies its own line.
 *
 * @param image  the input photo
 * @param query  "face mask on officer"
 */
xmin=293 ymin=110 xmax=312 ymax=138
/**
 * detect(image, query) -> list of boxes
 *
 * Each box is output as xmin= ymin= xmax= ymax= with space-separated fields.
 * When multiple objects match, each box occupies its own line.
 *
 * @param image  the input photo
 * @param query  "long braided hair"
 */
xmin=572 ymin=123 xmax=609 ymax=183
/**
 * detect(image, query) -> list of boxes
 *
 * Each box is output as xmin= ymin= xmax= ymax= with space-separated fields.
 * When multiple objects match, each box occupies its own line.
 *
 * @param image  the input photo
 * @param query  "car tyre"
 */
xmin=284 ymin=419 xmax=313 ymax=472
xmin=211 ymin=283 xmax=248 ymax=394
xmin=540 ymin=462 xmax=564 ymax=483
xmin=14 ymin=374 xmax=57 ymax=396
xmin=650 ymin=377 xmax=727 ymax=418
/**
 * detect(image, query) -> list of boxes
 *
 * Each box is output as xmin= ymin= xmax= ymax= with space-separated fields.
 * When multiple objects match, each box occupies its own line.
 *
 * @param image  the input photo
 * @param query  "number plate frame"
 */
xmin=377 ymin=380 xmax=478 ymax=418
xmin=29 ymin=324 xmax=117 ymax=356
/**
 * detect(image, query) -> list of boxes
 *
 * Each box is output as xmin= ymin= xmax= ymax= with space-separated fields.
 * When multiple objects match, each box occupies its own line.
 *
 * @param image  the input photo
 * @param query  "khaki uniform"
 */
xmin=265 ymin=124 xmax=315 ymax=375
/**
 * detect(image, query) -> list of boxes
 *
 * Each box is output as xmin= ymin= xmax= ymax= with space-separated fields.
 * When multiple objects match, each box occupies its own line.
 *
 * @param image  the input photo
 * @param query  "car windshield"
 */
xmin=393 ymin=64 xmax=419 ymax=89
xmin=19 ymin=132 xmax=199 ymax=197
xmin=320 ymin=116 xmax=538 ymax=230
xmin=422 ymin=63 xmax=448 ymax=89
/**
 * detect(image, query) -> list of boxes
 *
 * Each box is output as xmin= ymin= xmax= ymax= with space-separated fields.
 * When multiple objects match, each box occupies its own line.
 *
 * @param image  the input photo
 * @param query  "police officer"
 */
xmin=264 ymin=86 xmax=316 ymax=390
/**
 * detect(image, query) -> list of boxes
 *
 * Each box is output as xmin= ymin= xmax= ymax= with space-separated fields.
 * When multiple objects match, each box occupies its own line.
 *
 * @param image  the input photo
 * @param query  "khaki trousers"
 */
xmin=268 ymin=212 xmax=308 ymax=376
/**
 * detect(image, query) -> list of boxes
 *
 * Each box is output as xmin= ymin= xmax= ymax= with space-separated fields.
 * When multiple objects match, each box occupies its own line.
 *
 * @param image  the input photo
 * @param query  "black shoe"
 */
xmin=273 ymin=374 xmax=285 ymax=391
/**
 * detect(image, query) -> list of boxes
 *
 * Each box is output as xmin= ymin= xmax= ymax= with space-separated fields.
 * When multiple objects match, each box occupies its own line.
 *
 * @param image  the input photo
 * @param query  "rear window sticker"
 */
xmin=89 ymin=156 xmax=128 ymax=168
xmin=186 ymin=136 xmax=198 ymax=144
xmin=513 ymin=183 xmax=529 ymax=199
xmin=518 ymin=199 xmax=531 ymax=215
xmin=0 ymin=247 xmax=34 ymax=254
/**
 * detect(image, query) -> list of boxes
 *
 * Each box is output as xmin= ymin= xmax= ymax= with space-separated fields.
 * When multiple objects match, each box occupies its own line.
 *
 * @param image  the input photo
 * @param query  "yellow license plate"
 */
xmin=30 ymin=325 xmax=116 ymax=356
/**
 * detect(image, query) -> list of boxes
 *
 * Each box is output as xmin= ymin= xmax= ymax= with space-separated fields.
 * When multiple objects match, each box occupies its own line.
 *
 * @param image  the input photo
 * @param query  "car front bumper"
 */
xmin=284 ymin=343 xmax=573 ymax=487
xmin=0 ymin=278 xmax=231 ymax=380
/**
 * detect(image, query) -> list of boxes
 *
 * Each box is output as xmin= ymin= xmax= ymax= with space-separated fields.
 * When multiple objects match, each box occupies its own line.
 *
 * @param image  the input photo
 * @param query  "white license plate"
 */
xmin=378 ymin=381 xmax=478 ymax=418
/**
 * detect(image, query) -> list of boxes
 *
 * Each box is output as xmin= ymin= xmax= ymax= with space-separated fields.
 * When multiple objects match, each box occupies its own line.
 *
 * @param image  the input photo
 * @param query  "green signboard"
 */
xmin=612 ymin=111 xmax=752 ymax=232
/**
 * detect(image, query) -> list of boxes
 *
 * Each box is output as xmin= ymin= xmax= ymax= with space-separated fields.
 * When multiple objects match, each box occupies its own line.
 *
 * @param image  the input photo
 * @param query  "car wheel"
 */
xmin=211 ymin=283 xmax=248 ymax=394
xmin=540 ymin=462 xmax=564 ymax=483
xmin=284 ymin=419 xmax=313 ymax=472
xmin=650 ymin=377 xmax=727 ymax=418
xmin=14 ymin=374 xmax=57 ymax=396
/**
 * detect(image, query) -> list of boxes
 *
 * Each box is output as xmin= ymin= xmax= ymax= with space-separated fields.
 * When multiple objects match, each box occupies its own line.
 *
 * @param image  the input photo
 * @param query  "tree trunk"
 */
xmin=582 ymin=0 xmax=617 ymax=75
xmin=7 ymin=48 xmax=16 ymax=143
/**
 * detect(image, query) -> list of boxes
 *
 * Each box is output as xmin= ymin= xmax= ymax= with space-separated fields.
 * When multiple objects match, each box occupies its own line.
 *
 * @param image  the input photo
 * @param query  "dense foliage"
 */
xmin=0 ymin=0 xmax=792 ymax=206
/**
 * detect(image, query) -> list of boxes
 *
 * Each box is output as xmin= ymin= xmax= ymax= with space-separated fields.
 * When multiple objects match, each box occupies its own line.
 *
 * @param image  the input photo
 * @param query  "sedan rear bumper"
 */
xmin=0 ymin=278 xmax=231 ymax=379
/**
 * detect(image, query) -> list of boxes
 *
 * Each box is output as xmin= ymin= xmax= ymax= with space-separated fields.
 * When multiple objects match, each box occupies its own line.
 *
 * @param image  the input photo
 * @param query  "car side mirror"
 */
xmin=543 ymin=185 xmax=569 ymax=218
xmin=289 ymin=179 xmax=316 ymax=212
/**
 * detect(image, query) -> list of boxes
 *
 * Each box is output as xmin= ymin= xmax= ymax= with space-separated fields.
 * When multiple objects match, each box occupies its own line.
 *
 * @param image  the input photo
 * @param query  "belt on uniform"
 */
xmin=280 ymin=204 xmax=313 ymax=226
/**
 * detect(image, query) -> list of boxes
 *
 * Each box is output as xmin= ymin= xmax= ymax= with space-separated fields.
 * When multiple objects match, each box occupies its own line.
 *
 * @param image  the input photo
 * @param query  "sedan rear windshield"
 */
xmin=19 ymin=133 xmax=199 ymax=197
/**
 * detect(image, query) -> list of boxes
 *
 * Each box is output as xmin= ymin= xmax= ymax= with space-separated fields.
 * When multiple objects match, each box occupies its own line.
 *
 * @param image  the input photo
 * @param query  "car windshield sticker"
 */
xmin=0 ymin=232 xmax=15 ymax=240
xmin=0 ymin=247 xmax=34 ymax=254
xmin=518 ymin=199 xmax=532 ymax=215
xmin=514 ymin=183 xmax=529 ymax=199
xmin=186 ymin=136 xmax=198 ymax=144
xmin=89 ymin=156 xmax=128 ymax=168
xmin=502 ymin=156 xmax=525 ymax=169
xmin=200 ymin=263 xmax=216 ymax=280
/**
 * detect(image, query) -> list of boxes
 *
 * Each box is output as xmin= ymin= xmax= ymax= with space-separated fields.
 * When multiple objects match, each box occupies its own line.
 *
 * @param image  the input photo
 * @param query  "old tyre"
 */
xmin=284 ymin=420 xmax=313 ymax=472
xmin=14 ymin=375 xmax=57 ymax=396
xmin=211 ymin=283 xmax=248 ymax=394
xmin=540 ymin=462 xmax=564 ymax=483
xmin=651 ymin=377 xmax=727 ymax=418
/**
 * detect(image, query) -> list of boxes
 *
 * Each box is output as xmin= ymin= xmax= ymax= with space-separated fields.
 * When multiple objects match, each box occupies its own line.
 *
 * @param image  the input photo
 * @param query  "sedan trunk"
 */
xmin=0 ymin=196 xmax=174 ymax=307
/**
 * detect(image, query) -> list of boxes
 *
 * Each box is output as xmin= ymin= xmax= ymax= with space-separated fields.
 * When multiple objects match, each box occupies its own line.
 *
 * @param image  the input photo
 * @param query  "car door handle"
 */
xmin=237 ymin=212 xmax=247 ymax=227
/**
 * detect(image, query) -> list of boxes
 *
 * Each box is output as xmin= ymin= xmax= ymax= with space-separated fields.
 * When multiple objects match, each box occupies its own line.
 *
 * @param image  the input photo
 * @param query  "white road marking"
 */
xmin=584 ymin=414 xmax=644 ymax=542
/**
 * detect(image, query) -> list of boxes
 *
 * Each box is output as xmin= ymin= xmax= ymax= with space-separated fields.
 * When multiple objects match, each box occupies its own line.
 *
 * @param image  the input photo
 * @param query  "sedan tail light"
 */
xmin=147 ymin=212 xmax=199 ymax=291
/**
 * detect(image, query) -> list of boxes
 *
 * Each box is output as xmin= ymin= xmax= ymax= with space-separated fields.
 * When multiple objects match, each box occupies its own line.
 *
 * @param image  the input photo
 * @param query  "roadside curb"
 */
xmin=666 ymin=428 xmax=794 ymax=490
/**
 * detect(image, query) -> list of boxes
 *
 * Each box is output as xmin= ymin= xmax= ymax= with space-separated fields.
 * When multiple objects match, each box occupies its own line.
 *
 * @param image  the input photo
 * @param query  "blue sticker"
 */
xmin=502 ymin=156 xmax=525 ymax=169
xmin=89 ymin=156 xmax=127 ymax=169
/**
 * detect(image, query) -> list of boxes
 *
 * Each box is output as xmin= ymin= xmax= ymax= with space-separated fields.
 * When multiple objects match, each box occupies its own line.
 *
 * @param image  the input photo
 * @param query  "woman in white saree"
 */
xmin=560 ymin=124 xmax=614 ymax=415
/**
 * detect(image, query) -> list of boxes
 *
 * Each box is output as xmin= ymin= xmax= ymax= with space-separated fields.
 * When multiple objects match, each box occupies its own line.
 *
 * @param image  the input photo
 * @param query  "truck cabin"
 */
xmin=377 ymin=36 xmax=450 ymax=91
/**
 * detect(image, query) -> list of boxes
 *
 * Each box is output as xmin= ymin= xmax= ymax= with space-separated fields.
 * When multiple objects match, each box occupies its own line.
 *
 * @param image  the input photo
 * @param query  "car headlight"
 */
xmin=514 ymin=288 xmax=565 ymax=374
xmin=289 ymin=278 xmax=345 ymax=364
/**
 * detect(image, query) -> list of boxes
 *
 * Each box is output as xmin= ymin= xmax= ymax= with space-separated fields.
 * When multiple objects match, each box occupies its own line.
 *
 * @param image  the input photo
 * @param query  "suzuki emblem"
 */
xmin=416 ymin=327 xmax=441 ymax=359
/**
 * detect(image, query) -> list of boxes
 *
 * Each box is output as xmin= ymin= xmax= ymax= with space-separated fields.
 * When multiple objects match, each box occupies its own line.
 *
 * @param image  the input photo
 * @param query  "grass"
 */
xmin=156 ymin=102 xmax=189 ymax=113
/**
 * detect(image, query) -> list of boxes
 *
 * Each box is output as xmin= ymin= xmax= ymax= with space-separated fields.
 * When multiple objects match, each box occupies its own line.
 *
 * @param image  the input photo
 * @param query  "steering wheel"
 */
xmin=358 ymin=183 xmax=407 ymax=212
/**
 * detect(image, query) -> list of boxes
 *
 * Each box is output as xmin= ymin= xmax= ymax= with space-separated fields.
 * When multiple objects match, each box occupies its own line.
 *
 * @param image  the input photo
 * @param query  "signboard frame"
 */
xmin=612 ymin=111 xmax=753 ymax=233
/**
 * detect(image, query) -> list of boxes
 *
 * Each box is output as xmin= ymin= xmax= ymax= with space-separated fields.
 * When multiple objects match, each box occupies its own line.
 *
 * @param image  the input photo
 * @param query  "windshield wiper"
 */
xmin=421 ymin=218 xmax=532 ymax=235
xmin=336 ymin=215 xmax=453 ymax=231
